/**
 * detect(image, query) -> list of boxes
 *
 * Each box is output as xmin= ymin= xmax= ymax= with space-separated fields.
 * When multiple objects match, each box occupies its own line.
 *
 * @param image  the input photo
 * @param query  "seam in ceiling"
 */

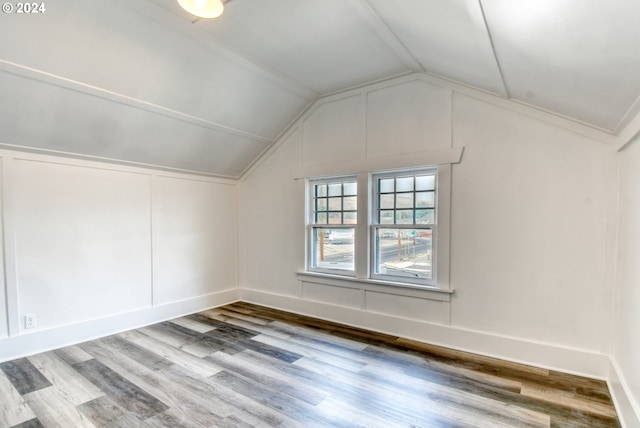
xmin=348 ymin=0 xmax=424 ymax=73
xmin=477 ymin=0 xmax=510 ymax=99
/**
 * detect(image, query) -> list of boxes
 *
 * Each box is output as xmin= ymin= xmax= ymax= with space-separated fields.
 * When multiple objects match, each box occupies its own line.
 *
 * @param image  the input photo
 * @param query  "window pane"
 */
xmin=374 ymin=228 xmax=432 ymax=280
xmin=416 ymin=175 xmax=435 ymax=191
xmin=416 ymin=209 xmax=435 ymax=224
xmin=316 ymin=184 xmax=327 ymax=197
xmin=396 ymin=193 xmax=414 ymax=209
xmin=343 ymin=212 xmax=357 ymax=224
xmin=343 ymin=182 xmax=357 ymax=196
xmin=328 ymin=212 xmax=342 ymax=224
xmin=396 ymin=210 xmax=414 ymax=224
xmin=313 ymin=228 xmax=354 ymax=271
xmin=328 ymin=197 xmax=342 ymax=211
xmin=316 ymin=212 xmax=327 ymax=224
xmin=379 ymin=194 xmax=394 ymax=209
xmin=316 ymin=198 xmax=327 ymax=211
xmin=380 ymin=210 xmax=394 ymax=224
xmin=343 ymin=196 xmax=357 ymax=211
xmin=416 ymin=191 xmax=434 ymax=208
xmin=328 ymin=183 xmax=342 ymax=197
xmin=379 ymin=178 xmax=394 ymax=193
xmin=396 ymin=176 xmax=414 ymax=192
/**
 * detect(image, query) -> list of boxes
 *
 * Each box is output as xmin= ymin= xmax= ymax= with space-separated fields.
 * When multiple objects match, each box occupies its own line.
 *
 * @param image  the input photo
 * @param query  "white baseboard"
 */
xmin=240 ymin=288 xmax=610 ymax=378
xmin=0 ymin=288 xmax=240 ymax=363
xmin=608 ymin=358 xmax=640 ymax=428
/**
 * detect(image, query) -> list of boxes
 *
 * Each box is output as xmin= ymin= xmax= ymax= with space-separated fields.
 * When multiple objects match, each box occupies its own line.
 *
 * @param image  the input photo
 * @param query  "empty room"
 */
xmin=0 ymin=0 xmax=639 ymax=427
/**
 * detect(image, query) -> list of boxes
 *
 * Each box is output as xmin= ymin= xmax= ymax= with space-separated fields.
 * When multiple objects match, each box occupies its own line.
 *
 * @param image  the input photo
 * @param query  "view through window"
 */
xmin=372 ymin=170 xmax=436 ymax=283
xmin=309 ymin=178 xmax=357 ymax=273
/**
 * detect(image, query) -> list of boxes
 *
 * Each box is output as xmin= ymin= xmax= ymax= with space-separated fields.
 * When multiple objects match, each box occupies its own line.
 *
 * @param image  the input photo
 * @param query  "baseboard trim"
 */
xmin=240 ymin=288 xmax=610 ymax=378
xmin=0 ymin=288 xmax=240 ymax=363
xmin=608 ymin=358 xmax=640 ymax=428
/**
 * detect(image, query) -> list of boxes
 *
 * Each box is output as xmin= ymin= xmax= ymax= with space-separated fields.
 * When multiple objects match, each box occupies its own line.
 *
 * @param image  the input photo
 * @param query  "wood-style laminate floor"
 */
xmin=0 ymin=302 xmax=620 ymax=428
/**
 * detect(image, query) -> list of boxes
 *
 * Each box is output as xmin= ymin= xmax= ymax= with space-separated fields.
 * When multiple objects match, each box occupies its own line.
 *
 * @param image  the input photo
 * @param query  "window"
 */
xmin=306 ymin=166 xmax=449 ymax=290
xmin=308 ymin=177 xmax=357 ymax=274
xmin=372 ymin=169 xmax=436 ymax=285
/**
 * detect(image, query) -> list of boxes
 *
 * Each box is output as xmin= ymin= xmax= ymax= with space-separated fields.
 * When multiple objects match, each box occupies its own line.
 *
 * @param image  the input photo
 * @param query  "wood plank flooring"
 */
xmin=0 ymin=302 xmax=620 ymax=427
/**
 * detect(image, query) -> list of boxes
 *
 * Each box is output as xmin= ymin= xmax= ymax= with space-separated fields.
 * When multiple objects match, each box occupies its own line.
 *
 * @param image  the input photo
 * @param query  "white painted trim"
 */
xmin=0 ymin=288 xmax=240 ymax=363
xmin=0 ymin=148 xmax=238 ymax=186
xmin=297 ymin=272 xmax=452 ymax=302
xmin=150 ymin=175 xmax=159 ymax=308
xmin=0 ymin=60 xmax=272 ymax=145
xmin=615 ymin=111 xmax=640 ymax=152
xmin=318 ymin=72 xmax=615 ymax=143
xmin=240 ymin=71 xmax=616 ymax=183
xmin=608 ymin=358 xmax=640 ymax=428
xmin=0 ymin=143 xmax=242 ymax=180
xmin=239 ymin=288 xmax=611 ymax=379
xmin=477 ymin=0 xmax=510 ymax=99
xmin=347 ymin=0 xmax=424 ymax=73
xmin=292 ymin=147 xmax=464 ymax=180
xmin=1 ymin=157 xmax=19 ymax=337
xmin=613 ymin=91 xmax=640 ymax=139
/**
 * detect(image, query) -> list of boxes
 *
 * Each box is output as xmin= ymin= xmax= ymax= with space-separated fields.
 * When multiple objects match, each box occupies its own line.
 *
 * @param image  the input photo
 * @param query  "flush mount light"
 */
xmin=177 ymin=0 xmax=224 ymax=19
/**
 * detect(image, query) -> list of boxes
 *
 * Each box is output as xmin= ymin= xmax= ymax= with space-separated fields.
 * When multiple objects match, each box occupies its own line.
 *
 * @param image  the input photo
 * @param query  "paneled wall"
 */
xmin=0 ymin=151 xmax=238 ymax=361
xmin=238 ymin=75 xmax=614 ymax=376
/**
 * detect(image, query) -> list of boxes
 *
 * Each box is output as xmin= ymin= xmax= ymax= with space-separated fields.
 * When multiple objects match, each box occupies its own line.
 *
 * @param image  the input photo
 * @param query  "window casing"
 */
xmin=306 ymin=166 xmax=449 ymax=290
xmin=371 ymin=168 xmax=437 ymax=286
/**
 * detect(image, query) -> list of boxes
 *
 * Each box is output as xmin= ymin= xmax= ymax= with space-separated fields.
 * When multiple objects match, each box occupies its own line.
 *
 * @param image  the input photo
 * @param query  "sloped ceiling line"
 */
xmin=613 ymin=94 xmax=640 ymax=138
xmin=477 ymin=0 xmax=510 ymax=99
xmin=348 ymin=0 xmax=424 ymax=73
xmin=0 ymin=59 xmax=273 ymax=145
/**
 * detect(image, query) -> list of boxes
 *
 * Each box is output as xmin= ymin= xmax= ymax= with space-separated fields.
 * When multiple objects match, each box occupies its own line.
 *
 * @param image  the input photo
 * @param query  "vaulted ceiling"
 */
xmin=1 ymin=0 xmax=639 ymax=177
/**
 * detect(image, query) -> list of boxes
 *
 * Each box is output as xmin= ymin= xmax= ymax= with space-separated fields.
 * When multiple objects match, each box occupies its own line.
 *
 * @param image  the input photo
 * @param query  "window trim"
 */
xmin=305 ymin=165 xmax=452 ymax=292
xmin=307 ymin=175 xmax=358 ymax=277
xmin=370 ymin=167 xmax=438 ymax=286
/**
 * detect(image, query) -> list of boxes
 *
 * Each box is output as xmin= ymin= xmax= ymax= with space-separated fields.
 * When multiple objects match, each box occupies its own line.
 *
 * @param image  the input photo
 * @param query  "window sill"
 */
xmin=296 ymin=271 xmax=453 ymax=302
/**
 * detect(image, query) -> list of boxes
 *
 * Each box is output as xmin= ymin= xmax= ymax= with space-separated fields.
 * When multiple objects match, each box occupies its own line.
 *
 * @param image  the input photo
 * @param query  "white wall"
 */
xmin=0 ymin=151 xmax=239 ymax=361
xmin=613 ymin=135 xmax=640 ymax=425
xmin=239 ymin=75 xmax=614 ymax=376
xmin=450 ymin=94 xmax=612 ymax=351
xmin=0 ymin=160 xmax=6 ymax=339
xmin=152 ymin=176 xmax=238 ymax=305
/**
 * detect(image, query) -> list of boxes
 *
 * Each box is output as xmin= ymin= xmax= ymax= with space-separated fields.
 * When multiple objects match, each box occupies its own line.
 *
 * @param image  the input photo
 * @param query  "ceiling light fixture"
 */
xmin=177 ymin=0 xmax=225 ymax=19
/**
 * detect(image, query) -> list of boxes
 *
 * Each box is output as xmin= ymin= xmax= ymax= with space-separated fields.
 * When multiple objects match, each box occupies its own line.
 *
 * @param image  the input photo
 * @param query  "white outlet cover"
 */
xmin=25 ymin=314 xmax=36 ymax=329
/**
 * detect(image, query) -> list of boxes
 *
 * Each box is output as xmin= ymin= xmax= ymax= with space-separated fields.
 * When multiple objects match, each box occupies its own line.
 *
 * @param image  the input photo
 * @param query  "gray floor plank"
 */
xmin=72 ymin=358 xmax=168 ymax=421
xmin=0 ymin=358 xmax=52 ymax=396
xmin=23 ymin=386 xmax=96 ymax=428
xmin=0 ymin=303 xmax=621 ymax=428
xmin=28 ymin=352 xmax=103 ymax=406
xmin=0 ymin=369 xmax=37 ymax=427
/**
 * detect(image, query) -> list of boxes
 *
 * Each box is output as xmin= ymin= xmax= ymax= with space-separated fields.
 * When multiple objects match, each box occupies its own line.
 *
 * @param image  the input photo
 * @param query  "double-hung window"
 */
xmin=372 ymin=168 xmax=436 ymax=285
xmin=308 ymin=177 xmax=357 ymax=275
xmin=306 ymin=166 xmax=449 ymax=290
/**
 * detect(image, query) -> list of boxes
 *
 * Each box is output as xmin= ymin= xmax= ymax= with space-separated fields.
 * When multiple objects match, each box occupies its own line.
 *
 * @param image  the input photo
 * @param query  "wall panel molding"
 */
xmin=292 ymin=147 xmax=463 ymax=179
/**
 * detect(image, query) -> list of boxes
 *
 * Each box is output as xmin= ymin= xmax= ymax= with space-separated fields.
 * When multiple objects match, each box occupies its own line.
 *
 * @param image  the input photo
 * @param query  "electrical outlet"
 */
xmin=25 ymin=314 xmax=36 ymax=329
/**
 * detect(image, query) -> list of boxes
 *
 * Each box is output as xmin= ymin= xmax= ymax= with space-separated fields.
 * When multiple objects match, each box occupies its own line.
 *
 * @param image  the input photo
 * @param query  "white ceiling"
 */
xmin=1 ymin=0 xmax=639 ymax=177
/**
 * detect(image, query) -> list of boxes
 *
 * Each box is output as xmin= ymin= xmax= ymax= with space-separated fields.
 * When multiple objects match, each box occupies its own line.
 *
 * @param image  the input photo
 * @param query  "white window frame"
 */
xmin=304 ymin=164 xmax=451 ymax=292
xmin=306 ymin=175 xmax=358 ymax=277
xmin=370 ymin=167 xmax=438 ymax=286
